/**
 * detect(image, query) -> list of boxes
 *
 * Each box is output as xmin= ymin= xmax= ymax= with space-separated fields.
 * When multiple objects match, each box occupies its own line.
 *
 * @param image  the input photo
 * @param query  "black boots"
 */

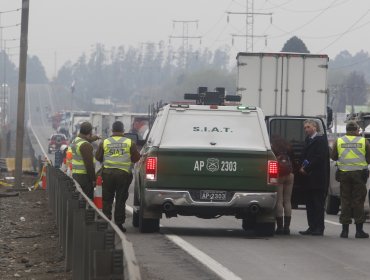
xmin=275 ymin=216 xmax=291 ymax=235
xmin=340 ymin=224 xmax=368 ymax=238
xmin=283 ymin=216 xmax=291 ymax=235
xmin=355 ymin=223 xmax=369 ymax=238
xmin=275 ymin=216 xmax=284 ymax=235
xmin=340 ymin=224 xmax=349 ymax=238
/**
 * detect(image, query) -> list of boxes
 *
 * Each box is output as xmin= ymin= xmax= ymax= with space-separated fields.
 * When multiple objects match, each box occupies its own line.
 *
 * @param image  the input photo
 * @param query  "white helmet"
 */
xmin=60 ymin=144 xmax=68 ymax=152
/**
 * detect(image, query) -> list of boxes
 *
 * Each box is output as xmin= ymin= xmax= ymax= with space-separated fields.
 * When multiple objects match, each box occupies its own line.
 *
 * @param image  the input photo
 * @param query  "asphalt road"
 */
xmin=27 ymin=84 xmax=370 ymax=280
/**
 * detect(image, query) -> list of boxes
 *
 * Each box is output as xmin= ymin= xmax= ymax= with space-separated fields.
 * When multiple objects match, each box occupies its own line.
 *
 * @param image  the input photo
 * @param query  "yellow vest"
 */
xmin=337 ymin=135 xmax=367 ymax=171
xmin=70 ymin=137 xmax=88 ymax=174
xmin=103 ymin=136 xmax=132 ymax=172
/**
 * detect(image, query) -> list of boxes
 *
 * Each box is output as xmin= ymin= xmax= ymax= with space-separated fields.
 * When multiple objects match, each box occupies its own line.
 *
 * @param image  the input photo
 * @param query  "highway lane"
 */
xmin=26 ymin=84 xmax=71 ymax=160
xmin=27 ymin=86 xmax=370 ymax=280
xmin=126 ymin=191 xmax=370 ymax=280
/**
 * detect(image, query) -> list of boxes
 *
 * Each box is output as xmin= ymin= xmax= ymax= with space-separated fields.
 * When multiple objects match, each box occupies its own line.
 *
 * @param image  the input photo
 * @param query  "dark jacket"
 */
xmin=76 ymin=134 xmax=96 ymax=183
xmin=301 ymin=134 xmax=330 ymax=190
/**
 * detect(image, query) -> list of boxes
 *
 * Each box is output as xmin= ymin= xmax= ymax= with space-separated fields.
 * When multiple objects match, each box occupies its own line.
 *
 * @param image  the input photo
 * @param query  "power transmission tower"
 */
xmin=169 ymin=20 xmax=201 ymax=68
xmin=227 ymin=0 xmax=272 ymax=52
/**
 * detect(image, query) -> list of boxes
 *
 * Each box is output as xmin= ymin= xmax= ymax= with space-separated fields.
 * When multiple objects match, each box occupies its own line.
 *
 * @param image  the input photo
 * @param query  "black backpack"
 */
xmin=277 ymin=153 xmax=292 ymax=177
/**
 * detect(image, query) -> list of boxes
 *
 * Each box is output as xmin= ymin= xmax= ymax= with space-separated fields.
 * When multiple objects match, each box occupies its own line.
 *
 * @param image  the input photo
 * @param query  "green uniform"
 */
xmin=337 ymin=135 xmax=368 ymax=224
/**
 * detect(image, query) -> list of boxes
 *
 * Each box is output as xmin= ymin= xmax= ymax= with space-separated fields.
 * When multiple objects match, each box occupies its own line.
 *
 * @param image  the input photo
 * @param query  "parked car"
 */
xmin=48 ymin=134 xmax=68 ymax=154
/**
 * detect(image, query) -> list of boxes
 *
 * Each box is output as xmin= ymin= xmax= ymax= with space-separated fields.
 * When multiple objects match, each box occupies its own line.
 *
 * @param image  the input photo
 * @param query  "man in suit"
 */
xmin=299 ymin=119 xmax=330 ymax=236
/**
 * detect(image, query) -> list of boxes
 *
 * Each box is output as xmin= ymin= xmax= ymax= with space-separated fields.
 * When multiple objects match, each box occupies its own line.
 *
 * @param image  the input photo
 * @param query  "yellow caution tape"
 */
xmin=0 ymin=181 xmax=12 ymax=187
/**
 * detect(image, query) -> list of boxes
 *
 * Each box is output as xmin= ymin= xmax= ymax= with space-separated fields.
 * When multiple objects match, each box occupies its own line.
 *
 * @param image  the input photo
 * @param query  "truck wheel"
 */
xmin=255 ymin=222 xmax=275 ymax=237
xmin=132 ymin=208 xmax=139 ymax=228
xmin=242 ymin=218 xmax=255 ymax=231
xmin=139 ymin=208 xmax=160 ymax=233
xmin=133 ymin=189 xmax=139 ymax=206
xmin=326 ymin=195 xmax=340 ymax=215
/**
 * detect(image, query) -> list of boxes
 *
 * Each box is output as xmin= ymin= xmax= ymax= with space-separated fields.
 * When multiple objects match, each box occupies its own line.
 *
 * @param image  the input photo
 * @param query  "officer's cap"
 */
xmin=346 ymin=121 xmax=359 ymax=132
xmin=112 ymin=121 xmax=124 ymax=132
xmin=80 ymin=122 xmax=93 ymax=135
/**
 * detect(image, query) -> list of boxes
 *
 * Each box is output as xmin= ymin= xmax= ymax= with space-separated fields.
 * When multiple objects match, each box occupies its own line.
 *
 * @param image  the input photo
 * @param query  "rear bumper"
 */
xmin=143 ymin=189 xmax=277 ymax=210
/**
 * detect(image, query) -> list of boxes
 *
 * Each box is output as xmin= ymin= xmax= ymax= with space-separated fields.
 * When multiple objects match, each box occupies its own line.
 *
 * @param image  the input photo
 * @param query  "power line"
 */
xmin=0 ymin=8 xmax=21 ymax=15
xmin=268 ymin=0 xmax=341 ymax=39
xmin=263 ymin=0 xmax=349 ymax=13
xmin=201 ymin=0 xmax=234 ymax=37
xmin=169 ymin=20 xmax=201 ymax=68
xmin=227 ymin=0 xmax=272 ymax=52
xmin=318 ymin=9 xmax=370 ymax=52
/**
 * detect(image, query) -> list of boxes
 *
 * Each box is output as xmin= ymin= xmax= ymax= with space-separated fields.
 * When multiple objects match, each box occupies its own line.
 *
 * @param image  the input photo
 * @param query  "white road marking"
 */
xmin=126 ymin=205 xmax=242 ymax=280
xmin=325 ymin=219 xmax=341 ymax=226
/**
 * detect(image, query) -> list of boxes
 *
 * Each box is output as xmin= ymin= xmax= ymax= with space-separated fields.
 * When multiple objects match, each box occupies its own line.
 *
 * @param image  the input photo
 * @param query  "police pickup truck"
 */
xmin=132 ymin=87 xmax=278 ymax=236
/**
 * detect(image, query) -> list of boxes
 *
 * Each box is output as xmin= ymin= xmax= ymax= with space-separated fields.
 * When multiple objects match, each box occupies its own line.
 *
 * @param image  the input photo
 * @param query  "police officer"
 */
xmin=332 ymin=121 xmax=370 ymax=238
xmin=70 ymin=122 xmax=99 ymax=199
xmin=95 ymin=121 xmax=140 ymax=232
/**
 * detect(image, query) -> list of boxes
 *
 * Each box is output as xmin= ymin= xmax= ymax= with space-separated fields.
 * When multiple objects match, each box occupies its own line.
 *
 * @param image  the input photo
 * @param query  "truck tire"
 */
xmin=255 ymin=222 xmax=275 ymax=237
xmin=326 ymin=195 xmax=340 ymax=215
xmin=139 ymin=208 xmax=160 ymax=233
xmin=132 ymin=208 xmax=139 ymax=228
xmin=242 ymin=218 xmax=255 ymax=231
xmin=133 ymin=189 xmax=139 ymax=206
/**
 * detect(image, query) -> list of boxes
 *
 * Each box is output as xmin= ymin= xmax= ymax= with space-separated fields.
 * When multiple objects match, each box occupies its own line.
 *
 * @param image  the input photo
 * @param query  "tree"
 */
xmin=27 ymin=55 xmax=49 ymax=83
xmin=345 ymin=71 xmax=367 ymax=112
xmin=281 ymin=36 xmax=310 ymax=53
xmin=0 ymin=51 xmax=18 ymax=86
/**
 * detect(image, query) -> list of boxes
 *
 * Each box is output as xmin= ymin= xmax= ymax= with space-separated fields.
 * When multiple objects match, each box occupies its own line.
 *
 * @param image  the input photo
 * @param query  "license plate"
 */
xmin=200 ymin=190 xmax=227 ymax=201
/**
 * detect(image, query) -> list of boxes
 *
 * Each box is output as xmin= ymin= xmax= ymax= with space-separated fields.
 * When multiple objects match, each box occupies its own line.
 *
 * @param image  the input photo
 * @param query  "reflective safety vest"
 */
xmin=103 ymin=136 xmax=132 ymax=172
xmin=337 ymin=135 xmax=367 ymax=171
xmin=70 ymin=137 xmax=88 ymax=174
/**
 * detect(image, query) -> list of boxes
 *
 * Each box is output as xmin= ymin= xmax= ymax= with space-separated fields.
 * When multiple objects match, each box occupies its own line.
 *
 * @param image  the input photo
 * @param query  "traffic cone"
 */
xmin=93 ymin=175 xmax=103 ymax=209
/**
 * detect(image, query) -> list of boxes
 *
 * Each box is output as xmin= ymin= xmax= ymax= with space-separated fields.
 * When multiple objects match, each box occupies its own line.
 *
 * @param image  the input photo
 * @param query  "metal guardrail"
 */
xmin=26 ymin=117 xmax=141 ymax=279
xmin=46 ymin=165 xmax=141 ymax=280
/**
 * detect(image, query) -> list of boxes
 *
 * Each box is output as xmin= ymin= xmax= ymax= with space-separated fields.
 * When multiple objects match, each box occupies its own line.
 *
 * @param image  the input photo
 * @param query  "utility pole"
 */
xmin=227 ymin=0 xmax=272 ymax=52
xmin=14 ymin=0 xmax=29 ymax=189
xmin=169 ymin=20 xmax=201 ymax=68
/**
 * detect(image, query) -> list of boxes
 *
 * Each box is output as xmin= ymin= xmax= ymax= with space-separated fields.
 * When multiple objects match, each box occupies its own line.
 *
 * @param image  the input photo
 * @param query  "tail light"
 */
xmin=145 ymin=157 xmax=157 ymax=181
xmin=267 ymin=160 xmax=279 ymax=185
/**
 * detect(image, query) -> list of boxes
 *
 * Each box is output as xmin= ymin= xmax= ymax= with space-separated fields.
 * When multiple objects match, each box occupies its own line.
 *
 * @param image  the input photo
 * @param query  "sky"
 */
xmin=1 ymin=0 xmax=370 ymax=78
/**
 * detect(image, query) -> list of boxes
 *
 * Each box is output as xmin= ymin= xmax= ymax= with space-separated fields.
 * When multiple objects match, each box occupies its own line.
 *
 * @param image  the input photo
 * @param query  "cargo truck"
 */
xmin=236 ymin=52 xmax=332 ymax=206
xmin=91 ymin=112 xmax=149 ymax=140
